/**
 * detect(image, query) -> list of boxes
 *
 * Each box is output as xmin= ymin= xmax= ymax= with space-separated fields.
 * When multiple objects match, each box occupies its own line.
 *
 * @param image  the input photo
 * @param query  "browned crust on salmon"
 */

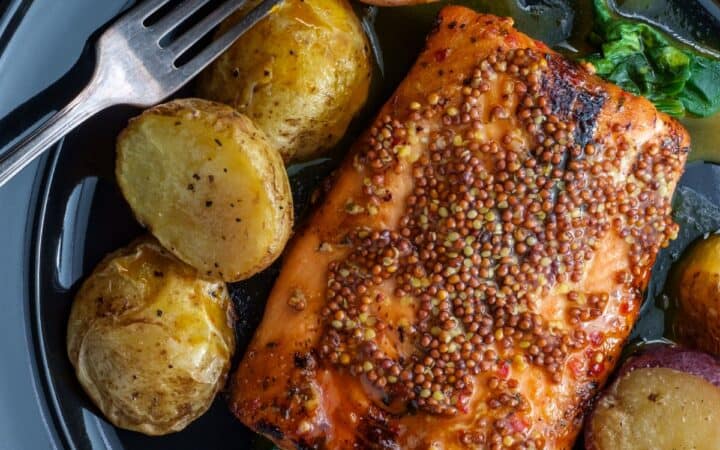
xmin=229 ymin=7 xmax=689 ymax=450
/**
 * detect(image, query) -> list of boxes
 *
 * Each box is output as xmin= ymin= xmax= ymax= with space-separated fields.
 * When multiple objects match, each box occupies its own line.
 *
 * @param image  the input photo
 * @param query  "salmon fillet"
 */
xmin=229 ymin=7 xmax=689 ymax=449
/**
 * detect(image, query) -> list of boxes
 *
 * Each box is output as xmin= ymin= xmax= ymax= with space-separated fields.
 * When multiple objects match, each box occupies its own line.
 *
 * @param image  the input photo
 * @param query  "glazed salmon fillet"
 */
xmin=229 ymin=7 xmax=689 ymax=449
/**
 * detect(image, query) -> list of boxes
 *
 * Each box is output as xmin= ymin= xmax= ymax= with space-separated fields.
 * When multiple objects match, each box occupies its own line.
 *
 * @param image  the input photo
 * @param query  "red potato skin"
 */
xmin=616 ymin=345 xmax=720 ymax=387
xmin=584 ymin=345 xmax=720 ymax=450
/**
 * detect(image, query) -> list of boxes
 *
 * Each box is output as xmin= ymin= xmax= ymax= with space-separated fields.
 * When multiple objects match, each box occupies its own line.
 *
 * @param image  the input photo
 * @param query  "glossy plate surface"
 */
xmin=2 ymin=1 xmax=720 ymax=449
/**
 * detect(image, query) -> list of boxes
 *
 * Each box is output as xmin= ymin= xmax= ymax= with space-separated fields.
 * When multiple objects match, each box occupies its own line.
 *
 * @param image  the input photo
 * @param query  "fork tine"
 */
xmin=166 ymin=0 xmax=249 ymax=57
xmin=122 ymin=0 xmax=173 ymax=23
xmin=172 ymin=0 xmax=281 ymax=79
xmin=152 ymin=0 xmax=212 ymax=38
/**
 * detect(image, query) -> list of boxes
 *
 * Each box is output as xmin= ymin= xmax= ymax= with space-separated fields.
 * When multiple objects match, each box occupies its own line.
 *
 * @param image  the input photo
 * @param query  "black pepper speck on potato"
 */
xmin=585 ymin=345 xmax=720 ymax=450
xmin=116 ymin=98 xmax=293 ymax=282
xmin=67 ymin=237 xmax=236 ymax=435
xmin=197 ymin=0 xmax=372 ymax=163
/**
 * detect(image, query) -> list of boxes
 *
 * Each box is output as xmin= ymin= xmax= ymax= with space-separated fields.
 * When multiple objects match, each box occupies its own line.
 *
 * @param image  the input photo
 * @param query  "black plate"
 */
xmin=3 ymin=1 xmax=720 ymax=449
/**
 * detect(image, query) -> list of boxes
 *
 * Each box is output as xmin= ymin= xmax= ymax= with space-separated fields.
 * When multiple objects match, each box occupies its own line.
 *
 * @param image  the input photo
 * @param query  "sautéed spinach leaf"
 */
xmin=587 ymin=0 xmax=720 ymax=117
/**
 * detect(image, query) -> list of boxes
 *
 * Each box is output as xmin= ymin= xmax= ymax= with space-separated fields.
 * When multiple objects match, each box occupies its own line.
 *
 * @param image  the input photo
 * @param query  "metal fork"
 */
xmin=0 ymin=0 xmax=281 ymax=188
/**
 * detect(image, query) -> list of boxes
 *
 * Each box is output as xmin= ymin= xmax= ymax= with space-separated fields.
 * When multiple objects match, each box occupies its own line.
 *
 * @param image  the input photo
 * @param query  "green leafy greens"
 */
xmin=587 ymin=0 xmax=720 ymax=117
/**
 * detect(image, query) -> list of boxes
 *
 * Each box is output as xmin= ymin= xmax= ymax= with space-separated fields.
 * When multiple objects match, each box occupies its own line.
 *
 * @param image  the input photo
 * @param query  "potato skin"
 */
xmin=585 ymin=345 xmax=720 ymax=450
xmin=116 ymin=98 xmax=293 ymax=282
xmin=197 ymin=0 xmax=371 ymax=162
xmin=67 ymin=237 xmax=236 ymax=435
xmin=670 ymin=234 xmax=720 ymax=355
xmin=614 ymin=345 xmax=720 ymax=387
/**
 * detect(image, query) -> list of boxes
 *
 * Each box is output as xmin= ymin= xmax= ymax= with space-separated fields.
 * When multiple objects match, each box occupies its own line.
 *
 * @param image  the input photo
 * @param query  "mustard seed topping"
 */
xmin=317 ymin=44 xmax=684 ymax=437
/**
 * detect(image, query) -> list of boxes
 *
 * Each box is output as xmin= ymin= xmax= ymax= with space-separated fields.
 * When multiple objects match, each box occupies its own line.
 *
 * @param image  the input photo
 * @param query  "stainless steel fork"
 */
xmin=0 ymin=0 xmax=281 ymax=188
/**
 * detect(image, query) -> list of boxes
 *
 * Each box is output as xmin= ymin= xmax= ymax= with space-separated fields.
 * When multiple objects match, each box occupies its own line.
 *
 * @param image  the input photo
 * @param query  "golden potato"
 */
xmin=586 ymin=368 xmax=720 ymax=450
xmin=585 ymin=346 xmax=720 ymax=450
xmin=67 ymin=237 xmax=236 ymax=435
xmin=670 ymin=234 xmax=720 ymax=355
xmin=197 ymin=0 xmax=371 ymax=162
xmin=116 ymin=98 xmax=293 ymax=282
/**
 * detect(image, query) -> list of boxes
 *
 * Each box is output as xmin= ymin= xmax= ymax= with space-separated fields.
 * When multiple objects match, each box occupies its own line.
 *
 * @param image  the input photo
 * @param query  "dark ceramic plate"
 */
xmin=3 ymin=1 xmax=720 ymax=449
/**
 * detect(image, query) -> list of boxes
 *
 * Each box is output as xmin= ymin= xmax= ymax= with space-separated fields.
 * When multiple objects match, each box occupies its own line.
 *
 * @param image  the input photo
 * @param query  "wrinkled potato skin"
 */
xmin=671 ymin=235 xmax=720 ymax=356
xmin=117 ymin=98 xmax=293 ymax=282
xmin=197 ymin=0 xmax=371 ymax=162
xmin=67 ymin=237 xmax=236 ymax=435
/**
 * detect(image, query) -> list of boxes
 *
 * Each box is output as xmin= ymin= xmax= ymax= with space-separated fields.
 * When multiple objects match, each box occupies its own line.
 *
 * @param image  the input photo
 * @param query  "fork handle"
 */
xmin=0 ymin=83 xmax=110 ymax=188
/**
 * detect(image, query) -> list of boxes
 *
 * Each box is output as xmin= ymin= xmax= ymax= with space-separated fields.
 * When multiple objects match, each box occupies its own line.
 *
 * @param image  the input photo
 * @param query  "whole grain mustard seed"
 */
xmin=313 ymin=42 xmax=683 ymax=431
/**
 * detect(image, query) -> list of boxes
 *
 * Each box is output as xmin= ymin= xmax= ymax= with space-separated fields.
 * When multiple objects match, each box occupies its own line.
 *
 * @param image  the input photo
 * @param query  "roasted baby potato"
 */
xmin=670 ymin=234 xmax=720 ymax=355
xmin=197 ymin=0 xmax=371 ymax=162
xmin=585 ymin=345 xmax=720 ymax=450
xmin=117 ymin=98 xmax=293 ymax=282
xmin=67 ymin=237 xmax=236 ymax=435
